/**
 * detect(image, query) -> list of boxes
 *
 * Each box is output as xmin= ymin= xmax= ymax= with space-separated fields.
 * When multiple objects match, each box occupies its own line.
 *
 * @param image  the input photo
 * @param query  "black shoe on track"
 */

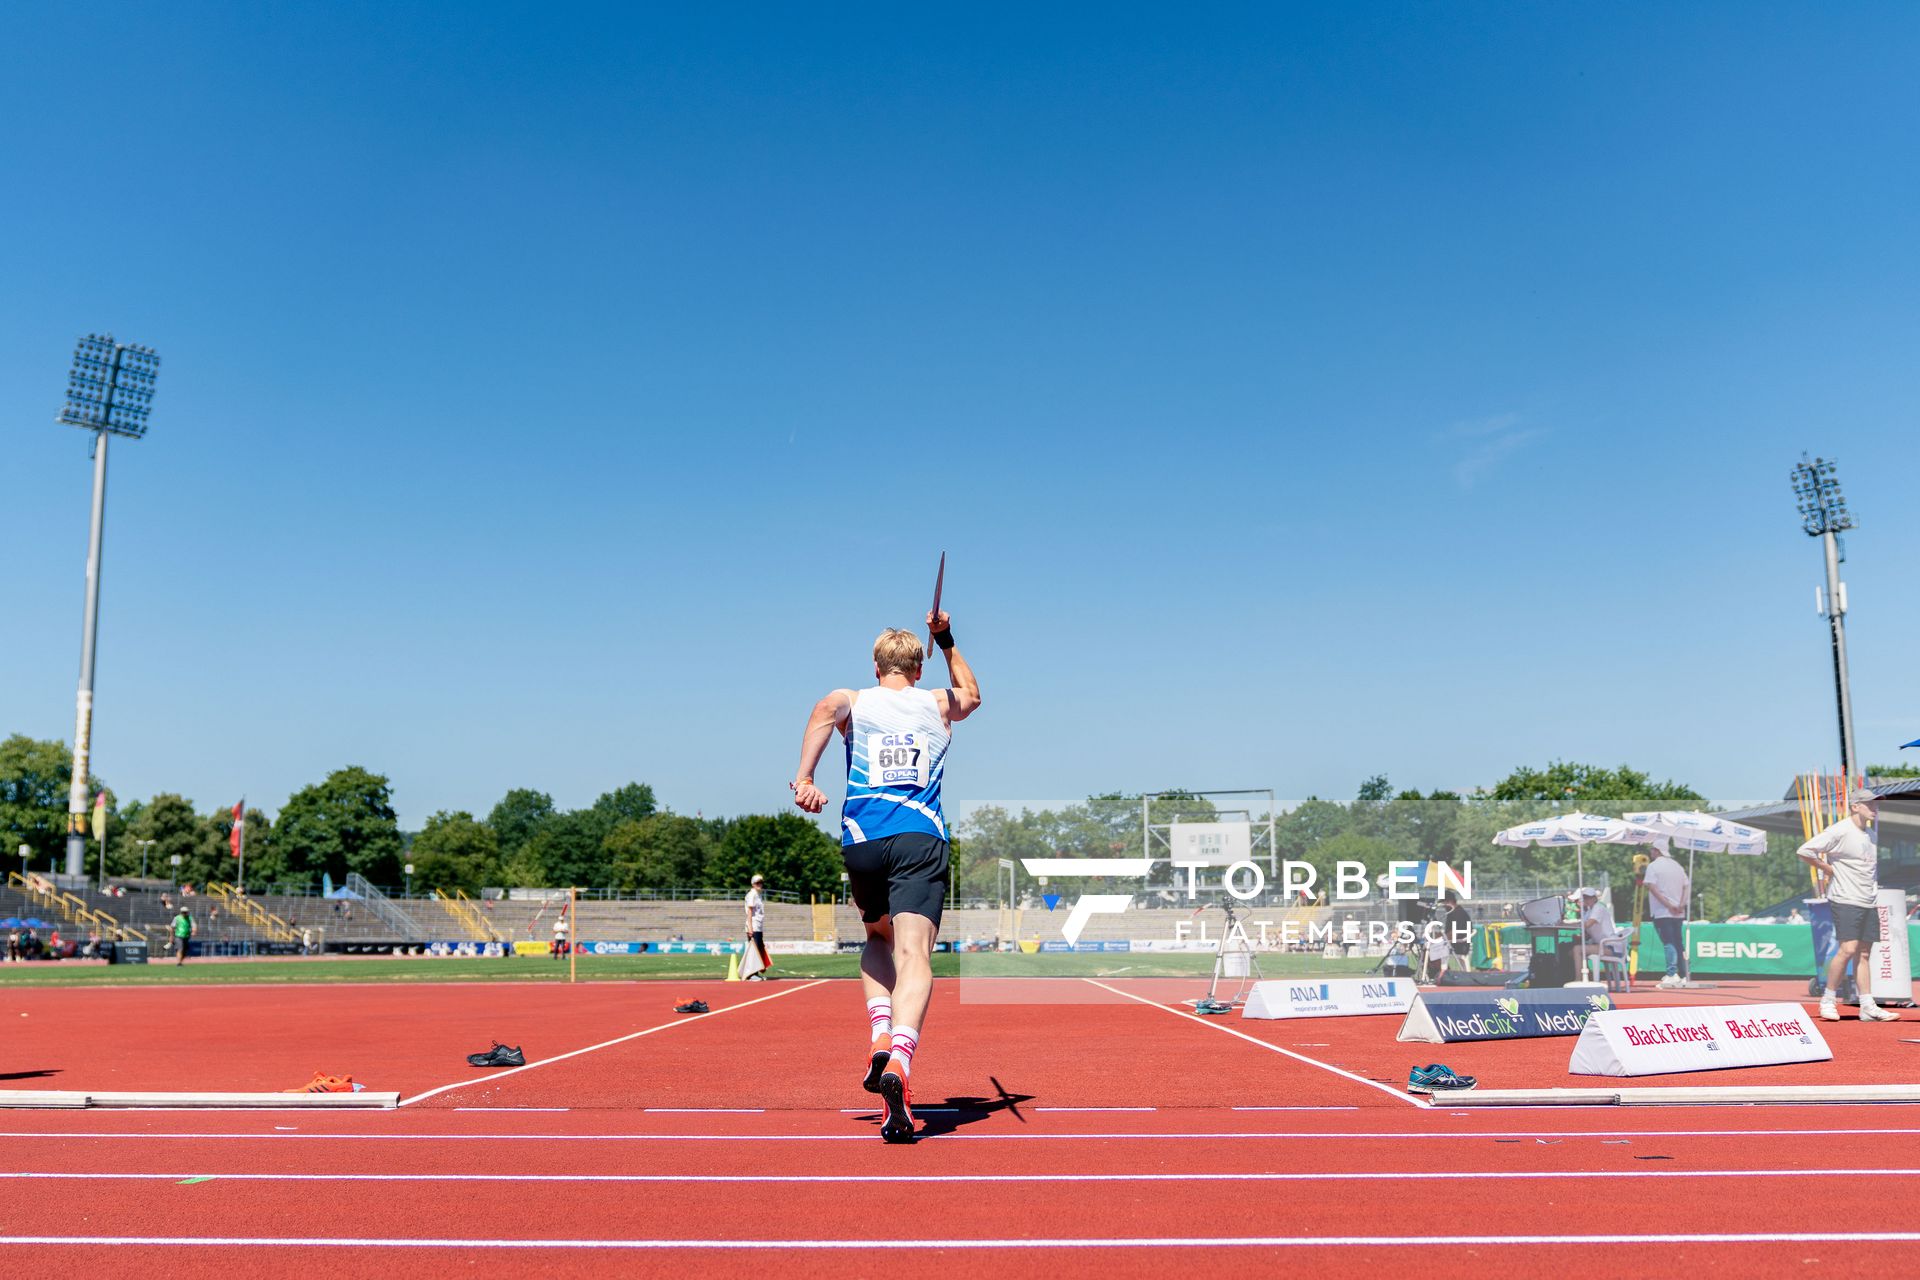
xmin=862 ymin=1049 xmax=891 ymax=1094
xmin=878 ymin=1067 xmax=916 ymax=1144
xmin=466 ymin=1042 xmax=525 ymax=1068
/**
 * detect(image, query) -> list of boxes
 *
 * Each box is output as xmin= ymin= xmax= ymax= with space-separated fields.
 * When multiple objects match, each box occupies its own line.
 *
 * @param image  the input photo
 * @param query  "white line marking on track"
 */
xmin=400 ymin=979 xmax=827 ymax=1106
xmin=1083 ymin=979 xmax=1420 ymax=1107
xmin=2 ymin=1168 xmax=1912 ymax=1184
xmin=10 ymin=1127 xmax=1920 ymax=1142
xmin=6 ymin=1232 xmax=1920 ymax=1249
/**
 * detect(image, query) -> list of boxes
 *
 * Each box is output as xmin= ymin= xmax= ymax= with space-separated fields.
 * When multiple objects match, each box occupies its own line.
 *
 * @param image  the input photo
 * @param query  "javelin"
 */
xmin=928 ymin=551 xmax=945 ymax=654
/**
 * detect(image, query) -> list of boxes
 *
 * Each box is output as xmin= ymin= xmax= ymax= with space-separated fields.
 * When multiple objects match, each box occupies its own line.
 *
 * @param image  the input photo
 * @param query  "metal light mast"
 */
xmin=1790 ymin=454 xmax=1857 ymax=782
xmin=56 ymin=334 xmax=161 ymax=878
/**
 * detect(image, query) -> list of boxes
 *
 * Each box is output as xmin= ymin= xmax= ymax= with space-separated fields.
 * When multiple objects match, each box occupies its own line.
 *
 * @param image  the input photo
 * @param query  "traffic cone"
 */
xmin=725 ymin=946 xmax=740 ymax=981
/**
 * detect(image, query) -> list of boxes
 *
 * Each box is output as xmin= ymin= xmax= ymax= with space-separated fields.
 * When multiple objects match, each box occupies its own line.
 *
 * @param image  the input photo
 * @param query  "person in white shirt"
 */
xmin=1641 ymin=846 xmax=1691 ymax=988
xmin=743 ymin=874 xmax=770 ymax=980
xmin=1574 ymin=886 xmax=1617 ymax=979
xmin=1798 ymin=790 xmax=1898 ymax=1023
xmin=551 ymin=908 xmax=569 ymax=960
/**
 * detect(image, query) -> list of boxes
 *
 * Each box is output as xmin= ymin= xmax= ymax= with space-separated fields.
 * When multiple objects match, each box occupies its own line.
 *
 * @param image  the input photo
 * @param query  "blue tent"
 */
xmin=1 ymin=917 xmax=52 ymax=929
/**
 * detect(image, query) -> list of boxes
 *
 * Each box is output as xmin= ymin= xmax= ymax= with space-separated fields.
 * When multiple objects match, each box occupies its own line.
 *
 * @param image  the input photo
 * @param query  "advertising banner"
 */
xmin=512 ymin=941 xmax=552 ymax=956
xmin=1629 ymin=922 xmax=1920 ymax=980
xmin=1398 ymin=988 xmax=1616 ymax=1043
xmin=1243 ymin=977 xmax=1416 ymax=1020
xmin=1866 ymin=888 xmax=1914 ymax=1001
xmin=579 ymin=940 xmax=646 ymax=955
xmin=1569 ymin=1001 xmax=1831 ymax=1076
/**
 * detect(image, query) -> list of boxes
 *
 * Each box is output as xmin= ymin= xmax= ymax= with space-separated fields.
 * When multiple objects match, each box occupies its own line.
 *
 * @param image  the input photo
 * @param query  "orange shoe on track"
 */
xmin=878 ymin=1060 xmax=915 ymax=1144
xmin=282 ymin=1072 xmax=355 ymax=1094
xmin=862 ymin=1035 xmax=891 ymax=1094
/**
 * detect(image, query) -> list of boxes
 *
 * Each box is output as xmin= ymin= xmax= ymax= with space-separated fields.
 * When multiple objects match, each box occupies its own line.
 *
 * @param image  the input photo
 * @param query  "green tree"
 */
xmin=588 ymin=783 xmax=657 ymax=833
xmin=122 ymin=793 xmax=200 ymax=883
xmin=708 ymin=813 xmax=843 ymax=898
xmin=0 ymin=734 xmax=107 ymax=872
xmin=520 ymin=810 xmax=609 ymax=888
xmin=604 ymin=813 xmax=713 ymax=891
xmin=1488 ymin=761 xmax=1706 ymax=813
xmin=276 ymin=767 xmax=405 ymax=885
xmin=487 ymin=788 xmax=555 ymax=864
xmin=409 ymin=810 xmax=500 ymax=894
xmin=1868 ymin=763 xmax=1920 ymax=780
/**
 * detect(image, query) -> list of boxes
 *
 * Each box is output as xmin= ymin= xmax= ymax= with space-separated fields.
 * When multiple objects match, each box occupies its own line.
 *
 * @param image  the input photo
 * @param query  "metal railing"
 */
xmin=346 ymin=873 xmax=427 ymax=941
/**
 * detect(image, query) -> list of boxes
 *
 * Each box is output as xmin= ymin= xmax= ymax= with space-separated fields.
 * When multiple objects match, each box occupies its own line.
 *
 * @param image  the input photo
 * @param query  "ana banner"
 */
xmin=1569 ymin=1001 xmax=1831 ymax=1076
xmin=1398 ymin=987 xmax=1616 ymax=1043
xmin=1866 ymin=888 xmax=1914 ymax=1001
xmin=1243 ymin=977 xmax=1416 ymax=1020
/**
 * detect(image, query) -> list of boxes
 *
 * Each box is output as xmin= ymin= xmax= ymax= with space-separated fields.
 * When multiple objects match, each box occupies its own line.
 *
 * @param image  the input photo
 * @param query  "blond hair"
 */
xmin=872 ymin=628 xmax=924 ymax=678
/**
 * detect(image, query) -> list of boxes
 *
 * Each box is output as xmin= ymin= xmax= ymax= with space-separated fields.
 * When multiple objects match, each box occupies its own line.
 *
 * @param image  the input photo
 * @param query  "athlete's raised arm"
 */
xmin=928 ymin=610 xmax=981 ymax=722
xmin=790 ymin=689 xmax=853 ymax=814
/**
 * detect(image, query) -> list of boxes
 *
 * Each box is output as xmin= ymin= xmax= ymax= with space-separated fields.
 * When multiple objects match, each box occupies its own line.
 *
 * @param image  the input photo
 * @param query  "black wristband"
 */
xmin=933 ymin=627 xmax=955 ymax=651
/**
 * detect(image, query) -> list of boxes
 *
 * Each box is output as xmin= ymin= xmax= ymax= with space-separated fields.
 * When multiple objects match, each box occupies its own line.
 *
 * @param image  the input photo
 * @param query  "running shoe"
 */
xmin=1407 ymin=1064 xmax=1476 ymax=1095
xmin=673 ymin=999 xmax=710 ymax=1014
xmin=1861 ymin=1003 xmax=1900 ymax=1022
xmin=466 ymin=1042 xmax=526 ymax=1068
xmin=282 ymin=1072 xmax=357 ymax=1094
xmin=861 ymin=1035 xmax=892 ymax=1093
xmin=1819 ymin=997 xmax=1841 ymax=1022
xmin=878 ymin=1063 xmax=916 ymax=1144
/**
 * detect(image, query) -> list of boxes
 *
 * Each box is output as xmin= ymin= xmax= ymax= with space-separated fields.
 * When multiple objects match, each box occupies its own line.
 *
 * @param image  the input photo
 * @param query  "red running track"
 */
xmin=2 ymin=976 xmax=1919 ymax=1276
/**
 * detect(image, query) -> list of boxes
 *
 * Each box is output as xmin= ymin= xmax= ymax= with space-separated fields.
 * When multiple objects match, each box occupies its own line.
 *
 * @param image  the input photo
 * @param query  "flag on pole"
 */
xmin=91 ymin=792 xmax=108 ymax=840
xmin=230 ymin=800 xmax=245 ymax=858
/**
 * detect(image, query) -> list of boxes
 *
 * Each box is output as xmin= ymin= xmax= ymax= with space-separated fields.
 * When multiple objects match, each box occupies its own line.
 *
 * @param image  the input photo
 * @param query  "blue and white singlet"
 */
xmin=841 ymin=686 xmax=950 ymax=846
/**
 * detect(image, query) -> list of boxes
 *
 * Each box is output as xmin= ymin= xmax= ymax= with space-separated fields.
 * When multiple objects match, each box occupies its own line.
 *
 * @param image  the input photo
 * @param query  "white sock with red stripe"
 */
xmin=889 ymin=1025 xmax=919 ymax=1078
xmin=866 ymin=997 xmax=892 ymax=1042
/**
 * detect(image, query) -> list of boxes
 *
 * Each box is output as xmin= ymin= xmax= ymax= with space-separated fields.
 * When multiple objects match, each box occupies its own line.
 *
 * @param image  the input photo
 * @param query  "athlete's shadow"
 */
xmin=857 ymin=1075 xmax=1035 ymax=1139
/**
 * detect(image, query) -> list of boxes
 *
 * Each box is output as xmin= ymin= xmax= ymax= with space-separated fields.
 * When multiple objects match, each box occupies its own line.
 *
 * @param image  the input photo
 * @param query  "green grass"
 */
xmin=0 ymin=952 xmax=1381 ymax=987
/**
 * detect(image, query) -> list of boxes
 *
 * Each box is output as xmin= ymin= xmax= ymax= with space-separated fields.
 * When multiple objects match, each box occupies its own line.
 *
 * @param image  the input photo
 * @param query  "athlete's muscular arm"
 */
xmin=929 ymin=609 xmax=982 ymax=722
xmin=790 ymin=689 xmax=852 ymax=814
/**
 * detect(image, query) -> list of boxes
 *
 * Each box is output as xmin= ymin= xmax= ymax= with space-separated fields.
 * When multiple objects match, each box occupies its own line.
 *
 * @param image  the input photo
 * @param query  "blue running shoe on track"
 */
xmin=1407 ymin=1063 xmax=1476 ymax=1095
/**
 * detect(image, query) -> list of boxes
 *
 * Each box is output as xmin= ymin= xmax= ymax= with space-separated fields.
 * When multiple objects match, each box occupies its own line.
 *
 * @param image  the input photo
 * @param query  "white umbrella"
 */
xmin=1492 ymin=812 xmax=1667 ymax=895
xmin=1623 ymin=811 xmax=1767 ymax=856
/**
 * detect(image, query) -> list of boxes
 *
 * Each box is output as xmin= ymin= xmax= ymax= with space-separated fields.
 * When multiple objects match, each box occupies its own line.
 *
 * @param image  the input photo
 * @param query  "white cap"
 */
xmin=751 ymin=874 xmax=765 ymax=884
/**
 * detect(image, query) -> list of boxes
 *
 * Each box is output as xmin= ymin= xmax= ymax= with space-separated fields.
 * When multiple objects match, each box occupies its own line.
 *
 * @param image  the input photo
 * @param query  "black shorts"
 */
xmin=1829 ymin=901 xmax=1883 ymax=947
xmin=843 ymin=832 xmax=949 ymax=929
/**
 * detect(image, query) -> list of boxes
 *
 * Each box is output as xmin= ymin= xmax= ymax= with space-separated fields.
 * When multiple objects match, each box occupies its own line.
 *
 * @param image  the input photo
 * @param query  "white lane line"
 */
xmin=8 ymin=1127 xmax=1920 ymax=1142
xmin=401 ymin=980 xmax=827 ymax=1106
xmin=5 ymin=1232 xmax=1920 ymax=1249
xmin=1085 ymin=979 xmax=1420 ymax=1108
xmin=3 ymin=1168 xmax=1914 ymax=1184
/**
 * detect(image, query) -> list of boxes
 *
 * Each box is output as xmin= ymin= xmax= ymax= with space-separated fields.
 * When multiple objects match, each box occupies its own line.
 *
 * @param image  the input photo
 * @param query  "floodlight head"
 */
xmin=58 ymin=333 xmax=160 ymax=439
xmin=1789 ymin=453 xmax=1854 ymax=537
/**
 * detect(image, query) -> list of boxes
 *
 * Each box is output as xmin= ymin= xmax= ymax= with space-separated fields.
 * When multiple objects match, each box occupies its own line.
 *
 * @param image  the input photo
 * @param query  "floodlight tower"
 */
xmin=1790 ymin=454 xmax=1857 ymax=782
xmin=57 ymin=335 xmax=161 ymax=878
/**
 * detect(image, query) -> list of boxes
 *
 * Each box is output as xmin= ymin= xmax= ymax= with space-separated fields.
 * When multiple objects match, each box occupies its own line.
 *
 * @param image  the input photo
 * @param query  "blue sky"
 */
xmin=3 ymin=4 xmax=1916 ymax=829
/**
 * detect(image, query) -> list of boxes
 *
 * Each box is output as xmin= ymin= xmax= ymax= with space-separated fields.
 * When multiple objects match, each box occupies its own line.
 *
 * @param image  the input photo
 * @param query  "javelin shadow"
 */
xmin=0 ymin=1070 xmax=60 ymax=1082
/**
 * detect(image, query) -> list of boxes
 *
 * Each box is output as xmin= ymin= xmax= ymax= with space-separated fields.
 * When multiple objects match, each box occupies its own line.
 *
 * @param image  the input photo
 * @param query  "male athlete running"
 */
xmin=790 ymin=609 xmax=981 ymax=1143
